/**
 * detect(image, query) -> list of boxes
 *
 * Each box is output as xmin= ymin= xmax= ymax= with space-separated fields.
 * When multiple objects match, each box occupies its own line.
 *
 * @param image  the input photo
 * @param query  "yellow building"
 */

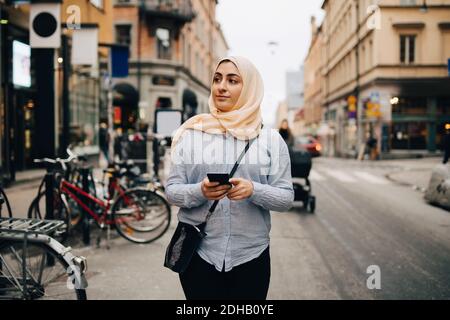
xmin=320 ymin=0 xmax=450 ymax=158
xmin=113 ymin=0 xmax=229 ymax=130
xmin=304 ymin=16 xmax=325 ymax=138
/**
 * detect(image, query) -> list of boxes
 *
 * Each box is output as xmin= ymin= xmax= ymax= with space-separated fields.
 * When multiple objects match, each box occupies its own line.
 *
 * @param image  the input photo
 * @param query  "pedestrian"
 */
xmin=165 ymin=56 xmax=294 ymax=300
xmin=443 ymin=125 xmax=450 ymax=164
xmin=278 ymin=119 xmax=294 ymax=149
xmin=366 ymin=134 xmax=378 ymax=160
xmin=99 ymin=122 xmax=110 ymax=163
xmin=113 ymin=127 xmax=123 ymax=161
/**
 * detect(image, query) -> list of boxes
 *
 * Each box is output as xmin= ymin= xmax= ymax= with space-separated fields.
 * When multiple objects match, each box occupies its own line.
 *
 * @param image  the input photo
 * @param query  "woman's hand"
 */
xmin=227 ymin=178 xmax=254 ymax=201
xmin=201 ymin=177 xmax=232 ymax=201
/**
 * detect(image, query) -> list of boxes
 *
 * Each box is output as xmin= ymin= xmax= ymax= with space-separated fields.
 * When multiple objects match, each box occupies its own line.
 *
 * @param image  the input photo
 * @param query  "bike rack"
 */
xmin=0 ymin=217 xmax=66 ymax=237
xmin=0 ymin=217 xmax=66 ymax=297
xmin=0 ymin=217 xmax=87 ymax=298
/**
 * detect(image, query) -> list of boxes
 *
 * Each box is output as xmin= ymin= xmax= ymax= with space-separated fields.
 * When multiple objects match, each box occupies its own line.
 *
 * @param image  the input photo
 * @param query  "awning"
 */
xmin=113 ymin=83 xmax=139 ymax=107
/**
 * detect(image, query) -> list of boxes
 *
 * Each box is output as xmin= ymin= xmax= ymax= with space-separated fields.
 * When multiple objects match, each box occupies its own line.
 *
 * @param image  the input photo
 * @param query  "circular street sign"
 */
xmin=33 ymin=12 xmax=57 ymax=37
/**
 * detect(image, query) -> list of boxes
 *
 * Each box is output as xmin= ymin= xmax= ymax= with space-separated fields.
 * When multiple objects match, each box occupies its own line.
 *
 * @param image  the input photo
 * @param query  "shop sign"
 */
xmin=152 ymin=75 xmax=176 ymax=86
xmin=365 ymin=92 xmax=382 ymax=119
xmin=347 ymin=95 xmax=357 ymax=119
xmin=114 ymin=106 xmax=121 ymax=125
xmin=30 ymin=3 xmax=61 ymax=48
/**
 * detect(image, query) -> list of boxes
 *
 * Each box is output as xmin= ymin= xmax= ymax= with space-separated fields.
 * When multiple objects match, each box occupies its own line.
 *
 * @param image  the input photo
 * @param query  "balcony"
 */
xmin=143 ymin=0 xmax=195 ymax=24
xmin=141 ymin=0 xmax=195 ymax=39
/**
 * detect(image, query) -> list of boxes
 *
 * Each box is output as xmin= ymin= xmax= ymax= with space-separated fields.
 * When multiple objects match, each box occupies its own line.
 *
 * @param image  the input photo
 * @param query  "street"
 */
xmin=2 ymin=0 xmax=450 ymax=305
xmin=270 ymin=157 xmax=450 ymax=300
xmin=4 ymin=157 xmax=449 ymax=300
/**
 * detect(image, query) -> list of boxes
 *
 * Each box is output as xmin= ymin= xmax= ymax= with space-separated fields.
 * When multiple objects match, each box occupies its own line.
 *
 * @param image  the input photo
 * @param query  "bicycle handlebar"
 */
xmin=33 ymin=148 xmax=79 ymax=171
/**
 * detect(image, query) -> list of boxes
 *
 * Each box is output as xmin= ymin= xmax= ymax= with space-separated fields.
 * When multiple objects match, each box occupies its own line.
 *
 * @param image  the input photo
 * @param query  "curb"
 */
xmin=384 ymin=168 xmax=429 ymax=193
xmin=5 ymin=175 xmax=45 ymax=190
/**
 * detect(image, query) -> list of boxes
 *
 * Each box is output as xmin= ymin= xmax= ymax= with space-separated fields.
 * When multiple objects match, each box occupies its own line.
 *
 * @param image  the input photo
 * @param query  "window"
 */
xmin=392 ymin=97 xmax=426 ymax=115
xmin=400 ymin=0 xmax=416 ymax=6
xmin=156 ymin=28 xmax=171 ymax=60
xmin=115 ymin=24 xmax=131 ymax=47
xmin=187 ymin=43 xmax=191 ymax=68
xmin=400 ymin=35 xmax=416 ymax=64
xmin=391 ymin=122 xmax=427 ymax=150
xmin=361 ymin=45 xmax=366 ymax=71
xmin=156 ymin=97 xmax=172 ymax=109
xmin=90 ymin=0 xmax=104 ymax=9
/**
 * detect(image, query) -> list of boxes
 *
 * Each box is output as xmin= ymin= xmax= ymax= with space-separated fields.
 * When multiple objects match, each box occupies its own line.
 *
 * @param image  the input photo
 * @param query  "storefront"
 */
xmin=112 ymin=82 xmax=139 ymax=132
xmin=358 ymin=78 xmax=450 ymax=157
xmin=68 ymin=70 xmax=101 ymax=155
xmin=0 ymin=10 xmax=38 ymax=182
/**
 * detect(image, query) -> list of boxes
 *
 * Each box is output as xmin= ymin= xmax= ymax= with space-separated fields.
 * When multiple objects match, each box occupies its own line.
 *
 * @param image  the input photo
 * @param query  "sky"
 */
xmin=216 ymin=0 xmax=324 ymax=128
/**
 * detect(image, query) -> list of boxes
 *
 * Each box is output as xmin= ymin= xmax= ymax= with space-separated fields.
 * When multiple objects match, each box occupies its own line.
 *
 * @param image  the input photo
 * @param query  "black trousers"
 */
xmin=179 ymin=247 xmax=271 ymax=300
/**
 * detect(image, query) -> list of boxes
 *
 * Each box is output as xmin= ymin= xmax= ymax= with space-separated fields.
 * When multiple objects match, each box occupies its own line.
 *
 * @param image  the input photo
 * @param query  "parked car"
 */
xmin=294 ymin=135 xmax=322 ymax=157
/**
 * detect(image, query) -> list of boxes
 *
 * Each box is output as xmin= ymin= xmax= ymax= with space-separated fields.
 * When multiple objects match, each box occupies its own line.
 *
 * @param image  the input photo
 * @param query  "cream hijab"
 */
xmin=170 ymin=56 xmax=264 ymax=151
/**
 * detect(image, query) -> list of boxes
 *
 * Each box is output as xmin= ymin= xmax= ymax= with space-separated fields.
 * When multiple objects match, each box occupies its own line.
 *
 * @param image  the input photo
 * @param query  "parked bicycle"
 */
xmin=28 ymin=149 xmax=171 ymax=245
xmin=104 ymin=159 xmax=165 ymax=193
xmin=0 ymin=187 xmax=87 ymax=300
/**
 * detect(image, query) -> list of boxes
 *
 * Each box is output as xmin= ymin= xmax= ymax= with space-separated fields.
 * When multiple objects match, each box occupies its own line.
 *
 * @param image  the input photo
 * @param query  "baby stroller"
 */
xmin=290 ymin=147 xmax=316 ymax=213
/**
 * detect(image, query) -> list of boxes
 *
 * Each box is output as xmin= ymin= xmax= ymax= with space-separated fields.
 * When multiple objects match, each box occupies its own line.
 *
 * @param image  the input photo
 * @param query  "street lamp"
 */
xmin=267 ymin=41 xmax=279 ymax=55
xmin=420 ymin=0 xmax=428 ymax=13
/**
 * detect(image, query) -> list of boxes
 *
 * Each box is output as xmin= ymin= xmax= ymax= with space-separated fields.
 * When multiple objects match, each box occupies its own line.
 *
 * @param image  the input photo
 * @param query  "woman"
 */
xmin=278 ymin=119 xmax=294 ymax=149
xmin=165 ymin=56 xmax=294 ymax=300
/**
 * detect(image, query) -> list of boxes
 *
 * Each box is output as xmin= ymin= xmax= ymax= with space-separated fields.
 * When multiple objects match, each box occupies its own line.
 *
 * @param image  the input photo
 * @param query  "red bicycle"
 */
xmin=28 ymin=151 xmax=171 ymax=244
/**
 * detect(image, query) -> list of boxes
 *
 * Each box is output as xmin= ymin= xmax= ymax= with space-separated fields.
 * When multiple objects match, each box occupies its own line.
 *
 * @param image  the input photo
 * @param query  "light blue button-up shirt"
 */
xmin=165 ymin=127 xmax=294 ymax=272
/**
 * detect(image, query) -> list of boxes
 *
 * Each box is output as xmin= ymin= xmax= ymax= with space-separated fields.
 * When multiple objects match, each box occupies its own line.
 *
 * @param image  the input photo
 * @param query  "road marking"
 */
xmin=309 ymin=169 xmax=326 ymax=181
xmin=321 ymin=169 xmax=358 ymax=183
xmin=353 ymin=171 xmax=389 ymax=184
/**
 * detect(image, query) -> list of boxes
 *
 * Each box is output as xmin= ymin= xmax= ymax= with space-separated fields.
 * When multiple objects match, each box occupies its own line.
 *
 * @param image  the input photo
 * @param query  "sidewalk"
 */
xmin=381 ymin=157 xmax=443 ymax=191
xmin=386 ymin=169 xmax=433 ymax=191
xmin=10 ymin=169 xmax=46 ymax=186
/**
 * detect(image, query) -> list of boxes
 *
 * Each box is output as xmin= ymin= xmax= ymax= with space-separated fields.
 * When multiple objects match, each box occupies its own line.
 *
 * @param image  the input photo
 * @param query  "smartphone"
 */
xmin=207 ymin=173 xmax=231 ymax=186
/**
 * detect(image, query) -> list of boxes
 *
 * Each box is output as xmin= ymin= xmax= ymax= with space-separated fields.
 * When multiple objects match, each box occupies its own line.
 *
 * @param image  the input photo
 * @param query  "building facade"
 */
xmin=0 ymin=0 xmax=113 ymax=183
xmin=320 ymin=0 xmax=450 ymax=158
xmin=285 ymin=66 xmax=305 ymax=136
xmin=304 ymin=16 xmax=325 ymax=142
xmin=112 ymin=0 xmax=229 ymax=132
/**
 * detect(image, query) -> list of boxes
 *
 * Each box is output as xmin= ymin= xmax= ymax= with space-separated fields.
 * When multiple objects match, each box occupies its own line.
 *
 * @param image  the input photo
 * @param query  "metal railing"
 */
xmin=144 ymin=0 xmax=195 ymax=21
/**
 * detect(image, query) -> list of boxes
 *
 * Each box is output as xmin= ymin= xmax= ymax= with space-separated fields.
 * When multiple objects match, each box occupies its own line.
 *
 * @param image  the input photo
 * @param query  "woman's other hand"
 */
xmin=201 ymin=178 xmax=232 ymax=201
xmin=227 ymin=178 xmax=254 ymax=201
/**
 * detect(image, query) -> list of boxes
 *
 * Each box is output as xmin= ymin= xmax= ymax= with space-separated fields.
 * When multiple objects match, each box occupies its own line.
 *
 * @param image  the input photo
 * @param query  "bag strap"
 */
xmin=205 ymin=124 xmax=264 ymax=221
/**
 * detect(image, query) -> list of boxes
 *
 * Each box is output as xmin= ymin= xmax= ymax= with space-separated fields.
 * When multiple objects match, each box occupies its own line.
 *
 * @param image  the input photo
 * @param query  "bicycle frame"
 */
xmin=59 ymin=178 xmax=130 ymax=226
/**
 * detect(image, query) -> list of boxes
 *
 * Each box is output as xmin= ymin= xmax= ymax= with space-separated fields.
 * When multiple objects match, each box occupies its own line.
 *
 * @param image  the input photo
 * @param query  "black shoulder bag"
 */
xmin=164 ymin=129 xmax=261 ymax=274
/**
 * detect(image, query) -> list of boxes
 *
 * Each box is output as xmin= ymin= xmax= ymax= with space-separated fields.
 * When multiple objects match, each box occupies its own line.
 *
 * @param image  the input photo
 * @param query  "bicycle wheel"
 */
xmin=0 ymin=188 xmax=12 ymax=218
xmin=111 ymin=188 xmax=171 ymax=244
xmin=30 ymin=190 xmax=84 ymax=227
xmin=27 ymin=191 xmax=81 ymax=242
xmin=0 ymin=240 xmax=86 ymax=300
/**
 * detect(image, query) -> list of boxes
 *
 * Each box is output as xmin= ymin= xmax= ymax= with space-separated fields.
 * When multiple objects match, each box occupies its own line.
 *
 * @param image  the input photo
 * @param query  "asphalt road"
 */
xmin=3 ymin=157 xmax=450 ymax=299
xmin=270 ymin=157 xmax=450 ymax=299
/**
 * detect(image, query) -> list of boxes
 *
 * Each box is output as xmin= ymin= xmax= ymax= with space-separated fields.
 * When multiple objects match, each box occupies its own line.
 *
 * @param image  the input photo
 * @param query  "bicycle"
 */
xmin=0 ymin=187 xmax=88 ymax=300
xmin=103 ymin=159 xmax=165 ymax=193
xmin=27 ymin=150 xmax=97 ymax=241
xmin=28 ymin=150 xmax=171 ymax=245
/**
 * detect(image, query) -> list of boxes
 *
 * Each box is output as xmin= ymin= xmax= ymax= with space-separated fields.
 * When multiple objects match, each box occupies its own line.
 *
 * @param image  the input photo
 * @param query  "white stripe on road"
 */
xmin=321 ymin=169 xmax=358 ymax=183
xmin=353 ymin=171 xmax=389 ymax=184
xmin=309 ymin=169 xmax=326 ymax=181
